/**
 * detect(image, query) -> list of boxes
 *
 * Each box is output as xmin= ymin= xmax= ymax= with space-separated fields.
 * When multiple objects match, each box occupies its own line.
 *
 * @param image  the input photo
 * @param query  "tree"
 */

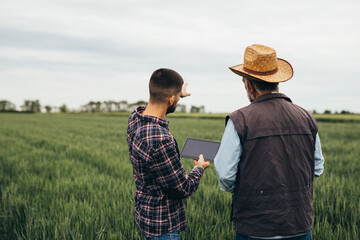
xmin=95 ymin=101 xmax=101 ymax=112
xmin=323 ymin=110 xmax=332 ymax=114
xmin=135 ymin=100 xmax=148 ymax=106
xmin=89 ymin=101 xmax=96 ymax=112
xmin=45 ymin=105 xmax=52 ymax=113
xmin=190 ymin=105 xmax=205 ymax=113
xmin=340 ymin=110 xmax=352 ymax=114
xmin=21 ymin=100 xmax=41 ymax=113
xmin=22 ymin=100 xmax=31 ymax=112
xmin=117 ymin=101 xmax=129 ymax=112
xmin=59 ymin=104 xmax=68 ymax=113
xmin=32 ymin=100 xmax=41 ymax=113
xmin=175 ymin=104 xmax=186 ymax=113
xmin=0 ymin=100 xmax=16 ymax=112
xmin=104 ymin=100 xmax=117 ymax=112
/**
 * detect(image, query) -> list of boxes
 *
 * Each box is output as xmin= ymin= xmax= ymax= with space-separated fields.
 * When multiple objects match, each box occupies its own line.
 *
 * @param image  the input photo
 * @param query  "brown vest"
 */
xmin=228 ymin=93 xmax=318 ymax=237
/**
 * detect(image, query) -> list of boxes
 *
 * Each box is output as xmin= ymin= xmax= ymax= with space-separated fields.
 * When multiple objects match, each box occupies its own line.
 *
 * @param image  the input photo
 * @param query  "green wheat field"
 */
xmin=0 ymin=113 xmax=359 ymax=239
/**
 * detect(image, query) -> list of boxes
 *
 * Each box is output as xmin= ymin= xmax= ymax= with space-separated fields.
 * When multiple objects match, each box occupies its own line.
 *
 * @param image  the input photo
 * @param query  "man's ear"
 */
xmin=168 ymin=95 xmax=175 ymax=106
xmin=248 ymin=80 xmax=256 ymax=93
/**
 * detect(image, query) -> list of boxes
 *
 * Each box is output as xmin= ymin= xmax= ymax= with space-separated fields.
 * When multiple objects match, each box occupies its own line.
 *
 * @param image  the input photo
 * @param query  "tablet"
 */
xmin=180 ymin=138 xmax=220 ymax=162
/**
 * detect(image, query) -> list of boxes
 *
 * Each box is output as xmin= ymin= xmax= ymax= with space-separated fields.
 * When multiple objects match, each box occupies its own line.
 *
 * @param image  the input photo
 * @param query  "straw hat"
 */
xmin=229 ymin=44 xmax=293 ymax=83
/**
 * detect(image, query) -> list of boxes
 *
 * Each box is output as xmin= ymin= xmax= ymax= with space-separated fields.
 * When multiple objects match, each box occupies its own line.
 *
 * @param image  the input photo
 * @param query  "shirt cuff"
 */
xmin=193 ymin=166 xmax=204 ymax=176
xmin=219 ymin=183 xmax=235 ymax=193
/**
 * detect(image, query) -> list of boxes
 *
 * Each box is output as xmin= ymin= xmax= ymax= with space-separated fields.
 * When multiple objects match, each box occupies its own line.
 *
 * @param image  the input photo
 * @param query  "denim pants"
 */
xmin=235 ymin=231 xmax=312 ymax=240
xmin=146 ymin=231 xmax=181 ymax=240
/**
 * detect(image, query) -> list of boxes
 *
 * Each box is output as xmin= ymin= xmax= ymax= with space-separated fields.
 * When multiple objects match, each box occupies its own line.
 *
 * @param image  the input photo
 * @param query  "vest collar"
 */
xmin=252 ymin=92 xmax=292 ymax=104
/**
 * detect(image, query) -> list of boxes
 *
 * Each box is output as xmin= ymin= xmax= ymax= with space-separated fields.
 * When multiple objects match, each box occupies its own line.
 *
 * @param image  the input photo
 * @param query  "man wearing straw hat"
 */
xmin=214 ymin=44 xmax=325 ymax=240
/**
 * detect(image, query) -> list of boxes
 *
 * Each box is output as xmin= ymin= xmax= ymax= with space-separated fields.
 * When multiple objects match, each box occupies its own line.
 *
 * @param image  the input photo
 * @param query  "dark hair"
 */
xmin=248 ymin=77 xmax=278 ymax=92
xmin=149 ymin=68 xmax=184 ymax=103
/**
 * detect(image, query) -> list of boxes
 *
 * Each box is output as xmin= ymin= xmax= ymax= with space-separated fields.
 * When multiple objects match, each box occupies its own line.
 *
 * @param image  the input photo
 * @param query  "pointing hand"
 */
xmin=180 ymin=83 xmax=191 ymax=98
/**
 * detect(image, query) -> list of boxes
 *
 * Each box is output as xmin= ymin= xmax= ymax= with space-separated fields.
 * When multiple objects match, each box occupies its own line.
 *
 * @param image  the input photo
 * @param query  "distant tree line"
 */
xmin=80 ymin=100 xmax=147 ymax=113
xmin=312 ymin=109 xmax=356 ymax=115
xmin=79 ymin=101 xmax=198 ymax=113
xmin=3 ymin=99 xmax=355 ymax=114
xmin=0 ymin=100 xmax=42 ymax=113
xmin=0 ymin=100 xmax=73 ymax=113
xmin=0 ymin=100 xmax=207 ymax=114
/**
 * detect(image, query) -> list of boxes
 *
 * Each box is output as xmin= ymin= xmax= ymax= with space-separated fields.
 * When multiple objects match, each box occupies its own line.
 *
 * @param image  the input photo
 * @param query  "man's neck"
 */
xmin=254 ymin=89 xmax=279 ymax=99
xmin=142 ymin=102 xmax=167 ymax=119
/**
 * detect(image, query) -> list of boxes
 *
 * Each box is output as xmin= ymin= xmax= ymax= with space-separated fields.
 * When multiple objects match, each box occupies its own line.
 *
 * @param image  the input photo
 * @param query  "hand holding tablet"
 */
xmin=193 ymin=154 xmax=210 ymax=170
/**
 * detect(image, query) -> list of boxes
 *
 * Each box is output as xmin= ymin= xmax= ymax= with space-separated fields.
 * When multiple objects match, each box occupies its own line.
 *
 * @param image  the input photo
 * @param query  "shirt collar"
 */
xmin=135 ymin=106 xmax=169 ymax=129
xmin=252 ymin=92 xmax=292 ymax=104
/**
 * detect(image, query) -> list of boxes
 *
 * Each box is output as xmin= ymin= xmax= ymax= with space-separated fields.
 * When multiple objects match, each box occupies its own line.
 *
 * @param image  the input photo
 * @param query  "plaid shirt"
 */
xmin=127 ymin=106 xmax=204 ymax=237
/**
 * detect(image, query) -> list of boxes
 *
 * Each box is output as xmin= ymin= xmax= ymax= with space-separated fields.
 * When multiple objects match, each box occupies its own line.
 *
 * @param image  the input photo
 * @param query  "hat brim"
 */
xmin=229 ymin=58 xmax=293 ymax=83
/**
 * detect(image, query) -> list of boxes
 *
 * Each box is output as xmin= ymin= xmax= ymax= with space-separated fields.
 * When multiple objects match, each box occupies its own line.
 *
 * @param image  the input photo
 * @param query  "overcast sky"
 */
xmin=1 ymin=0 xmax=359 ymax=113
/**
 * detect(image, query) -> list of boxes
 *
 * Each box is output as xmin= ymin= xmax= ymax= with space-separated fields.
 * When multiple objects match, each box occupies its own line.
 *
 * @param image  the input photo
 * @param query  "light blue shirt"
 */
xmin=214 ymin=119 xmax=325 ymax=239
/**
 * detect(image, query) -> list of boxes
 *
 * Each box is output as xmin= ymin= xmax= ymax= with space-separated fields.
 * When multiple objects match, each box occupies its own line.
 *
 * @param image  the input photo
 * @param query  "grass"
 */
xmin=0 ymin=113 xmax=359 ymax=239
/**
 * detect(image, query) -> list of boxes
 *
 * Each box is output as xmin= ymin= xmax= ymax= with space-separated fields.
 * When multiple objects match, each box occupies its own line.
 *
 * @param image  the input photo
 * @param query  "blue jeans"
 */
xmin=146 ymin=231 xmax=181 ymax=240
xmin=236 ymin=231 xmax=312 ymax=240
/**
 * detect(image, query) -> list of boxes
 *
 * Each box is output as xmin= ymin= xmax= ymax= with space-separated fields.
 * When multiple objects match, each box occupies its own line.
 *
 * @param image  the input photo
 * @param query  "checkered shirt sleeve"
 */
xmin=150 ymin=138 xmax=204 ymax=199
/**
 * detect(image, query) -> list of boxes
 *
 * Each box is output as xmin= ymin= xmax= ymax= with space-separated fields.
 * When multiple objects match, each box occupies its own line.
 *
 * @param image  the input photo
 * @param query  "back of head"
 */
xmin=149 ymin=68 xmax=184 ymax=103
xmin=248 ymin=77 xmax=279 ymax=92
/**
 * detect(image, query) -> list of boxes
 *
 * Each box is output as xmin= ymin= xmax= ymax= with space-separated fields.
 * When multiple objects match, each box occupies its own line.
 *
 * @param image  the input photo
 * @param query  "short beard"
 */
xmin=166 ymin=101 xmax=177 ymax=115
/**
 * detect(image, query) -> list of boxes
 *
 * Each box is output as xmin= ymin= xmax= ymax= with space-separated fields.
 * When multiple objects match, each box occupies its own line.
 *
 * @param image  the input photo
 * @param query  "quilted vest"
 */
xmin=227 ymin=93 xmax=318 ymax=237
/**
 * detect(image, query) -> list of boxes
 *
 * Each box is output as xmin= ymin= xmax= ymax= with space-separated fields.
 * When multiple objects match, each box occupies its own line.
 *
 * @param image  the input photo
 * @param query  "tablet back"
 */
xmin=180 ymin=138 xmax=220 ymax=162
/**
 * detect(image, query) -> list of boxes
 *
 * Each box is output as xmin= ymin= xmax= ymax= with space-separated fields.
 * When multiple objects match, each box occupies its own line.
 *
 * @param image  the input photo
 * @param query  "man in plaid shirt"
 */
xmin=127 ymin=68 xmax=210 ymax=239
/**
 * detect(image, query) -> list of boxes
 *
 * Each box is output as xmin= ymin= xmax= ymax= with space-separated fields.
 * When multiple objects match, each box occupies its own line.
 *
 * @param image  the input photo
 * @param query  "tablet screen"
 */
xmin=180 ymin=138 xmax=220 ymax=162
